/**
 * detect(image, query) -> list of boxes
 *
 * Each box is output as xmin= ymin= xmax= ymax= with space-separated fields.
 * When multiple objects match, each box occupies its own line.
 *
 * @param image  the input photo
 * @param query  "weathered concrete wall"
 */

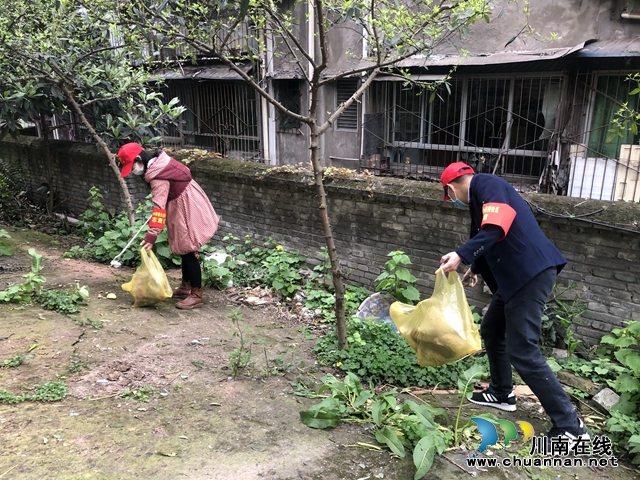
xmin=436 ymin=1 xmax=640 ymax=55
xmin=1 ymin=138 xmax=639 ymax=344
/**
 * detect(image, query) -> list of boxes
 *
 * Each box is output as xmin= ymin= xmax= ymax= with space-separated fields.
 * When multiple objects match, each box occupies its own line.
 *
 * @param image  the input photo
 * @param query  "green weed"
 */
xmin=0 ymin=229 xmax=12 ymax=256
xmin=0 ymin=354 xmax=32 ymax=368
xmin=69 ymin=361 xmax=90 ymax=373
xmin=228 ymin=308 xmax=254 ymax=379
xmin=315 ymin=317 xmax=488 ymax=389
xmin=299 ymin=372 xmax=449 ymax=478
xmin=72 ymin=188 xmax=181 ymax=269
xmin=38 ymin=283 xmax=89 ymax=315
xmin=0 ymin=381 xmax=67 ymax=404
xmin=374 ymin=250 xmax=420 ymax=305
xmin=120 ymin=386 xmax=159 ymax=403
xmin=0 ymin=249 xmax=46 ymax=303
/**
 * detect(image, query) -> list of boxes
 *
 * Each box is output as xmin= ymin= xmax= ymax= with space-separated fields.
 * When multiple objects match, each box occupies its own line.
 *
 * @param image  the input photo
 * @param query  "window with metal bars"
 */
xmin=275 ymin=80 xmax=302 ymax=131
xmin=158 ymin=80 xmax=261 ymax=158
xmin=336 ymin=79 xmax=359 ymax=131
xmin=587 ymin=74 xmax=640 ymax=158
xmin=388 ymin=75 xmax=563 ymax=179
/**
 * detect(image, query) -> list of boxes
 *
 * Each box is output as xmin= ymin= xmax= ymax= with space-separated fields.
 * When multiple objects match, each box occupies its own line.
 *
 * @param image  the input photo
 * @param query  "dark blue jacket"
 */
xmin=456 ymin=174 xmax=566 ymax=301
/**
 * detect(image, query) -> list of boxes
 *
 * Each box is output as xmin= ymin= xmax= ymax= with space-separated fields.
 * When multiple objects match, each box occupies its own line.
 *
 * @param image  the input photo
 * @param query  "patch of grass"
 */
xmin=191 ymin=360 xmax=205 ymax=369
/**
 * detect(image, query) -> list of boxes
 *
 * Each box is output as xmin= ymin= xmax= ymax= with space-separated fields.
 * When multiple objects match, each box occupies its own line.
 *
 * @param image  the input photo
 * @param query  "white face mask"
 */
xmin=132 ymin=164 xmax=144 ymax=176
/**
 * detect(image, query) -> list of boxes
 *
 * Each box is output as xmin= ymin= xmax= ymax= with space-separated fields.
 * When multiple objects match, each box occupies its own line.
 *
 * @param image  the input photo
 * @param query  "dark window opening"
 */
xmin=276 ymin=80 xmax=301 ymax=131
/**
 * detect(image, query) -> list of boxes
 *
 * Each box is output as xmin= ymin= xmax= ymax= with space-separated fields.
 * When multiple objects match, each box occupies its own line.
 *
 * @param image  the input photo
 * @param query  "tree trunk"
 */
xmin=308 ymin=124 xmax=348 ymax=350
xmin=58 ymin=82 xmax=136 ymax=227
xmin=39 ymin=112 xmax=54 ymax=215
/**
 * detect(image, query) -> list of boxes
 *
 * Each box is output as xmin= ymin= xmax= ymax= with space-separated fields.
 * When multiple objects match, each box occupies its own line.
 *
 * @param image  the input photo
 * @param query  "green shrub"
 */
xmin=540 ymin=281 xmax=587 ymax=355
xmin=303 ymin=283 xmax=371 ymax=322
xmin=0 ymin=229 xmax=12 ymax=256
xmin=78 ymin=186 xmax=113 ymax=239
xmin=73 ymin=188 xmax=180 ymax=269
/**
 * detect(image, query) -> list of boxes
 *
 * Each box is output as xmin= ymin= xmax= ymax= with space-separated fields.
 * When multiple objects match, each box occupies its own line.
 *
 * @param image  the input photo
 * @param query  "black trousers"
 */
xmin=481 ymin=267 xmax=579 ymax=431
xmin=181 ymin=252 xmax=201 ymax=288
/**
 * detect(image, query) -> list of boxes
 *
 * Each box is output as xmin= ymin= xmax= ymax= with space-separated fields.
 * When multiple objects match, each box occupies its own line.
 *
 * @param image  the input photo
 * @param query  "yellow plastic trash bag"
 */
xmin=390 ymin=270 xmax=481 ymax=367
xmin=121 ymin=249 xmax=173 ymax=307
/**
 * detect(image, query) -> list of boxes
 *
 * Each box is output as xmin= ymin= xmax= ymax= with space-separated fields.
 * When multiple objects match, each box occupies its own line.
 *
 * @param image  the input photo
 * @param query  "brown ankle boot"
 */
xmin=173 ymin=280 xmax=191 ymax=299
xmin=176 ymin=287 xmax=204 ymax=310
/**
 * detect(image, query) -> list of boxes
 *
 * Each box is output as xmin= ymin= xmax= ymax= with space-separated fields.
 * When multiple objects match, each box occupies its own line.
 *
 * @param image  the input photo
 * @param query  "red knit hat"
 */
xmin=117 ymin=143 xmax=144 ymax=178
xmin=441 ymin=162 xmax=475 ymax=201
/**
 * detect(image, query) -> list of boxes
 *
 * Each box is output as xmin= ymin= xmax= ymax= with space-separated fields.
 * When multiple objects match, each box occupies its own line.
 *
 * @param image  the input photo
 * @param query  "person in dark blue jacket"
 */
xmin=438 ymin=162 xmax=589 ymax=447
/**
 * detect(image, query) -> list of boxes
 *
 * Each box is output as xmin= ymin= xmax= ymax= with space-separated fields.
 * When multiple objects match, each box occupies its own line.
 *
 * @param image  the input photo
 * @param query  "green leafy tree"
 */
xmin=86 ymin=0 xmax=494 ymax=348
xmin=0 ymin=0 xmax=185 ymax=225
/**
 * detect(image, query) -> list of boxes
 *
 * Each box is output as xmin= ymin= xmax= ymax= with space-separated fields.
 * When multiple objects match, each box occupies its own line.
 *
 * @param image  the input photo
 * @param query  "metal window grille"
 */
xmin=563 ymin=72 xmax=640 ymax=202
xmin=336 ymin=79 xmax=359 ymax=131
xmin=158 ymin=21 xmax=258 ymax=61
xmin=367 ymin=74 xmax=563 ymax=186
xmin=158 ymin=80 xmax=262 ymax=161
xmin=275 ymin=80 xmax=302 ymax=131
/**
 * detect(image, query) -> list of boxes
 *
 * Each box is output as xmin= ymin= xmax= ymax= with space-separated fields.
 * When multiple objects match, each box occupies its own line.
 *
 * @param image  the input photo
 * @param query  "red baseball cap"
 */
xmin=441 ymin=162 xmax=475 ymax=200
xmin=117 ymin=142 xmax=144 ymax=178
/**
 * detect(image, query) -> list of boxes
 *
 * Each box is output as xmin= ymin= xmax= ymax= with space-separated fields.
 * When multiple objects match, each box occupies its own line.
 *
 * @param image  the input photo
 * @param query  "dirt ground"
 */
xmin=0 ymin=225 xmax=638 ymax=480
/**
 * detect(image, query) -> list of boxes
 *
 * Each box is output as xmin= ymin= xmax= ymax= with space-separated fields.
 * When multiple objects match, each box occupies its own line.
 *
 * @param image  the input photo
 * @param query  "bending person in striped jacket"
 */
xmin=118 ymin=142 xmax=219 ymax=310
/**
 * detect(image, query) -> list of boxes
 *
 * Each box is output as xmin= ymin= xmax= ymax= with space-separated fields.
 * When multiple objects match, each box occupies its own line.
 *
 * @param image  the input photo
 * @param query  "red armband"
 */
xmin=149 ymin=208 xmax=167 ymax=229
xmin=481 ymin=203 xmax=516 ymax=240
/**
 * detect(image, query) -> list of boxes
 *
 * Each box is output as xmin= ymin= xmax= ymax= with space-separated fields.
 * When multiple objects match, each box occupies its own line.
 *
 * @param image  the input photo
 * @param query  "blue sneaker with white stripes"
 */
xmin=468 ymin=388 xmax=517 ymax=412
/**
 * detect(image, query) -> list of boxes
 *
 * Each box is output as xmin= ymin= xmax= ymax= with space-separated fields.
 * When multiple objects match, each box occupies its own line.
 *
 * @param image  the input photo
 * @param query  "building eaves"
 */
xmin=575 ymin=37 xmax=640 ymax=57
xmin=398 ymin=42 xmax=589 ymax=68
xmin=155 ymin=64 xmax=252 ymax=81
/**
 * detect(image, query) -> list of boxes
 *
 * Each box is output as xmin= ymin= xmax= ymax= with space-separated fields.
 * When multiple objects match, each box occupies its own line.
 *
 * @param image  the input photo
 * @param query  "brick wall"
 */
xmin=0 ymin=137 xmax=150 ymax=215
xmin=2 ymin=138 xmax=639 ymax=344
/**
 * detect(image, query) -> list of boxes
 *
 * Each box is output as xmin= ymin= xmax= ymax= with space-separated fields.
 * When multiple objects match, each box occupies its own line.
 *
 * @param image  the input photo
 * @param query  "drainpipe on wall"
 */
xmin=308 ymin=1 xmax=315 ymax=81
xmin=359 ymin=35 xmax=368 ymax=164
xmin=262 ymin=26 xmax=278 ymax=165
